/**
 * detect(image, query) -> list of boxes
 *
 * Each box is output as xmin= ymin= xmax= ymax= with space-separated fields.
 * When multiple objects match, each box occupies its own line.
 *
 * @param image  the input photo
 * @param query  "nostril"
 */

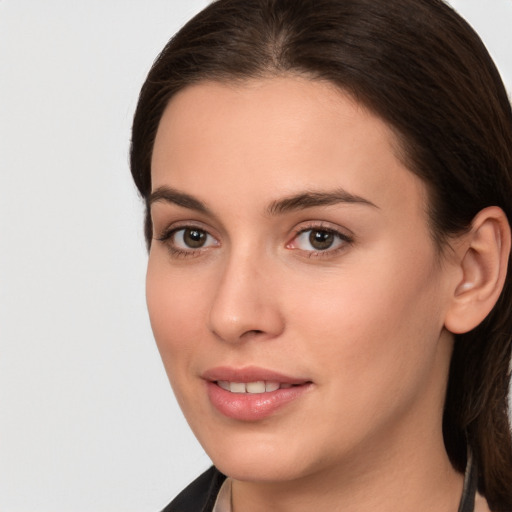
xmin=246 ymin=329 xmax=264 ymax=336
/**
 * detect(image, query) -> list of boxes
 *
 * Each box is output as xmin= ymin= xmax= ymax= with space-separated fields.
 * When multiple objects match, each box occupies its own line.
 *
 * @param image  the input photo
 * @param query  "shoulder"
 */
xmin=160 ymin=466 xmax=227 ymax=512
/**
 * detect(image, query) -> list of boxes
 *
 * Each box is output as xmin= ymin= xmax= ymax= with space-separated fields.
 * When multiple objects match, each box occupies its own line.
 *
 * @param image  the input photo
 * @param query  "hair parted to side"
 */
xmin=130 ymin=0 xmax=512 ymax=508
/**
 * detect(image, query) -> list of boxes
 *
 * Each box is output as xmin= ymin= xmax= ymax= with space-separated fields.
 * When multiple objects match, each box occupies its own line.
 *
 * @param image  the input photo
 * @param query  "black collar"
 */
xmin=458 ymin=450 xmax=478 ymax=512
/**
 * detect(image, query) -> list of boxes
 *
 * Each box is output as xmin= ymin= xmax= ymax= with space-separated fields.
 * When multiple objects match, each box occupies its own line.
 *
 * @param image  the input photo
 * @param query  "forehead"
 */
xmin=151 ymin=76 xmax=426 ymax=216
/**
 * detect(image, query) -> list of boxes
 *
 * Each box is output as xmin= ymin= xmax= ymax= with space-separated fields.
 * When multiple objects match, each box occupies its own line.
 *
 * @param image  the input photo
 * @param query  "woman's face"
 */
xmin=147 ymin=77 xmax=457 ymax=482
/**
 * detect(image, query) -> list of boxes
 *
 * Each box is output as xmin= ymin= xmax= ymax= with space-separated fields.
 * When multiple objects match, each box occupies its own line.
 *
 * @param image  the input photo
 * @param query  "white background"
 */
xmin=0 ymin=1 xmax=511 ymax=511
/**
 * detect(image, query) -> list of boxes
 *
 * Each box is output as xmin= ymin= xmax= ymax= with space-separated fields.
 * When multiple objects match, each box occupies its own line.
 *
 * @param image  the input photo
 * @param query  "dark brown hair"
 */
xmin=130 ymin=0 xmax=512 ymax=508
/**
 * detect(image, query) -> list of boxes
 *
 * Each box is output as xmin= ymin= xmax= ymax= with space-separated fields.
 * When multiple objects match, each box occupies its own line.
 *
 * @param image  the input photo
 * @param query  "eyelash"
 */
xmin=155 ymin=222 xmax=353 ymax=259
xmin=287 ymin=223 xmax=354 ymax=258
xmin=156 ymin=225 xmax=218 ymax=259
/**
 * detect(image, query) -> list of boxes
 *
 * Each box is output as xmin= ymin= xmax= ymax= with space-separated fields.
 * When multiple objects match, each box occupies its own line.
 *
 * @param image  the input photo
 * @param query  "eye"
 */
xmin=287 ymin=227 xmax=351 ymax=254
xmin=157 ymin=225 xmax=219 ymax=256
xmin=172 ymin=227 xmax=215 ymax=249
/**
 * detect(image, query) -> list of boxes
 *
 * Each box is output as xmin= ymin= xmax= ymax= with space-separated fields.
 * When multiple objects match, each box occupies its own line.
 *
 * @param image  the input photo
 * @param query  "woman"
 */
xmin=130 ymin=0 xmax=512 ymax=510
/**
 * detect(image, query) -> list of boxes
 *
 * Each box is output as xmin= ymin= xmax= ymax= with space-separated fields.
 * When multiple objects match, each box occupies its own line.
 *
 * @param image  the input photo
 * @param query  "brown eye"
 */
xmin=164 ymin=227 xmax=218 ymax=252
xmin=181 ymin=228 xmax=207 ymax=248
xmin=309 ymin=230 xmax=335 ymax=250
xmin=287 ymin=226 xmax=352 ymax=255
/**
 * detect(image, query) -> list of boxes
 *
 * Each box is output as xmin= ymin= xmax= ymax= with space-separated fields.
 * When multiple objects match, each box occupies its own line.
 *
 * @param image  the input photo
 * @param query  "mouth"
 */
xmin=202 ymin=367 xmax=313 ymax=421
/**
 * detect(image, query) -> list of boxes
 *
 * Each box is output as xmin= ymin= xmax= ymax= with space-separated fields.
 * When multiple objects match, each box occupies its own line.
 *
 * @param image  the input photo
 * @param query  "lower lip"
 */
xmin=206 ymin=381 xmax=312 ymax=421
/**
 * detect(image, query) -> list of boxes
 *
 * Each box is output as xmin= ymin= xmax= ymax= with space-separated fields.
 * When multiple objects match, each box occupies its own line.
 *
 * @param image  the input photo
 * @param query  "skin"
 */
xmin=147 ymin=76 xmax=486 ymax=511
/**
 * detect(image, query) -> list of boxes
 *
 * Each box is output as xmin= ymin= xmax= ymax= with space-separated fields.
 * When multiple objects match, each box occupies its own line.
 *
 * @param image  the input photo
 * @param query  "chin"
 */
xmin=197 ymin=427 xmax=317 ymax=482
xmin=213 ymin=454 xmax=306 ymax=483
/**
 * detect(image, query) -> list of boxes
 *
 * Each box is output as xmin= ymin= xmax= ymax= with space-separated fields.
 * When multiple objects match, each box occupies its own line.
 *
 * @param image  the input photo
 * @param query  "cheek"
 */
xmin=288 ymin=247 xmax=445 ymax=396
xmin=145 ymin=256 xmax=212 ymax=372
xmin=145 ymin=258 xmax=222 ymax=428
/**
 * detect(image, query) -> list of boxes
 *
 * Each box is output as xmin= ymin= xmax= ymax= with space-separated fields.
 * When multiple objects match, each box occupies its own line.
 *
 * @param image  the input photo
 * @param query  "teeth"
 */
xmin=265 ymin=381 xmax=280 ymax=392
xmin=217 ymin=381 xmax=230 ymax=391
xmin=230 ymin=382 xmax=247 ymax=394
xmin=246 ymin=381 xmax=266 ymax=394
xmin=216 ymin=380 xmax=294 ymax=393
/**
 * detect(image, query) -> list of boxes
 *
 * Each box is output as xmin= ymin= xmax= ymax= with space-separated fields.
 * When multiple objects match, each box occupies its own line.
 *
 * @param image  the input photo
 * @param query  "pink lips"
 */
xmin=202 ymin=366 xmax=312 ymax=421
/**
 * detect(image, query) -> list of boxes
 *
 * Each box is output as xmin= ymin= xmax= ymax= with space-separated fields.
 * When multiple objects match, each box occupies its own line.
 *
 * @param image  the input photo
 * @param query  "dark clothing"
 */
xmin=162 ymin=461 xmax=478 ymax=512
xmin=161 ymin=467 xmax=226 ymax=512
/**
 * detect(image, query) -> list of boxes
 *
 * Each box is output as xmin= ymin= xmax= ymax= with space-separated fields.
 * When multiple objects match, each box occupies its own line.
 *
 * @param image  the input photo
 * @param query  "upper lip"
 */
xmin=202 ymin=366 xmax=310 ymax=384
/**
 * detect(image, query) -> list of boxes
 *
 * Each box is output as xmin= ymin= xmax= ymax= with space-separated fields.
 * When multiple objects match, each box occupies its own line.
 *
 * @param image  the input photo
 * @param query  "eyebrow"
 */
xmin=267 ymin=189 xmax=378 ymax=215
xmin=149 ymin=186 xmax=211 ymax=214
xmin=148 ymin=186 xmax=378 ymax=215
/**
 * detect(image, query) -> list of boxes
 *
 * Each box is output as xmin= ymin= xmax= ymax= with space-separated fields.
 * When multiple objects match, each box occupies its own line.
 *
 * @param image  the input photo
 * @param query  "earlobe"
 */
xmin=444 ymin=207 xmax=511 ymax=334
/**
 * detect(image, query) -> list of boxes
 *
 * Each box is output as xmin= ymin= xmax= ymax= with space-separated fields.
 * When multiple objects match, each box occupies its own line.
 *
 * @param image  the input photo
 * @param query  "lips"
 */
xmin=202 ymin=366 xmax=312 ymax=421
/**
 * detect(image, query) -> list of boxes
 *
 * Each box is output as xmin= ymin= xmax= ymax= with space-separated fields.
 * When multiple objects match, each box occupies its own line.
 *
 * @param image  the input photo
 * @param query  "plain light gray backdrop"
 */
xmin=0 ymin=1 xmax=511 ymax=511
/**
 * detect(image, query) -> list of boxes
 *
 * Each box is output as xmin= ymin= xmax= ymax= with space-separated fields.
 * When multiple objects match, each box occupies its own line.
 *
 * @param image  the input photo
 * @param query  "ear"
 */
xmin=444 ymin=206 xmax=511 ymax=334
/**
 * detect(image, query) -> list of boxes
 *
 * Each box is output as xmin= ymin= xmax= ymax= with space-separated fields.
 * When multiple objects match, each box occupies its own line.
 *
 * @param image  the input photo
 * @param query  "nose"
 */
xmin=208 ymin=251 xmax=285 ymax=344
